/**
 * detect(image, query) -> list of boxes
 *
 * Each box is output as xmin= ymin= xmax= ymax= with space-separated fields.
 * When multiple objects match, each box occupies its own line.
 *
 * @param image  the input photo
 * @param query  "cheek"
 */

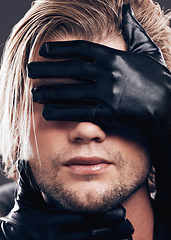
xmin=29 ymin=103 xmax=76 ymax=159
xmin=29 ymin=104 xmax=64 ymax=156
xmin=126 ymin=153 xmax=150 ymax=180
xmin=126 ymin=148 xmax=150 ymax=184
xmin=110 ymin=136 xmax=151 ymax=181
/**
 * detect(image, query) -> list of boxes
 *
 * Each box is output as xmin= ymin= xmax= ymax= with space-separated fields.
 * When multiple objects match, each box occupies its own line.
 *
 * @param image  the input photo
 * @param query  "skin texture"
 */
xmin=29 ymin=37 xmax=154 ymax=239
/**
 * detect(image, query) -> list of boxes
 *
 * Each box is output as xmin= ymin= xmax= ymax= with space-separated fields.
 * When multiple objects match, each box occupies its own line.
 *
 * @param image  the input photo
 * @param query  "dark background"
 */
xmin=0 ymin=0 xmax=170 ymax=186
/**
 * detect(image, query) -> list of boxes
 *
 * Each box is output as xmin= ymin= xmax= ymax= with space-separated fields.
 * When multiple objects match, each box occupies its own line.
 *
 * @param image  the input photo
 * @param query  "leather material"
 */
xmin=0 ymin=182 xmax=17 ymax=217
xmin=28 ymin=4 xmax=171 ymax=138
xmin=0 ymin=160 xmax=134 ymax=240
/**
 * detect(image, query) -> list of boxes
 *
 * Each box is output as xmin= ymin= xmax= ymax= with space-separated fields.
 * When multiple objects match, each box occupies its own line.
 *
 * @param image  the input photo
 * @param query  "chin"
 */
xmin=54 ymin=191 xmax=124 ymax=213
xmin=61 ymin=201 xmax=118 ymax=213
xmin=39 ymin=175 xmax=145 ymax=213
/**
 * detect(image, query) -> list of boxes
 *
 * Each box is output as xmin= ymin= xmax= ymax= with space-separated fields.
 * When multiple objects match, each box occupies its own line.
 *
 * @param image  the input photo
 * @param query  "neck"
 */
xmin=122 ymin=184 xmax=154 ymax=240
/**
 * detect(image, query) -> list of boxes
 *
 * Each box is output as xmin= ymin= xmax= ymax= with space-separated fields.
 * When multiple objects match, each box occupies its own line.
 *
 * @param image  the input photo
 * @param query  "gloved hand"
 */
xmin=28 ymin=4 xmax=171 ymax=137
xmin=0 ymin=160 xmax=134 ymax=240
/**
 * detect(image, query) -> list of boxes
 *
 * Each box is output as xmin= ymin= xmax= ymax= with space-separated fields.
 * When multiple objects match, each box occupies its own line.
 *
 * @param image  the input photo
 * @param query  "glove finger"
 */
xmin=90 ymin=219 xmax=134 ymax=240
xmin=49 ymin=221 xmax=134 ymax=240
xmin=59 ymin=231 xmax=91 ymax=240
xmin=122 ymin=4 xmax=165 ymax=66
xmin=28 ymin=60 xmax=97 ymax=80
xmin=114 ymin=219 xmax=134 ymax=239
xmin=54 ymin=229 xmax=133 ymax=240
xmin=42 ymin=102 xmax=115 ymax=124
xmin=48 ymin=212 xmax=95 ymax=240
xmin=81 ymin=205 xmax=126 ymax=230
xmin=39 ymin=40 xmax=115 ymax=62
xmin=42 ymin=104 xmax=97 ymax=122
xmin=31 ymin=85 xmax=98 ymax=104
xmin=48 ymin=205 xmax=126 ymax=232
xmin=122 ymin=238 xmax=133 ymax=240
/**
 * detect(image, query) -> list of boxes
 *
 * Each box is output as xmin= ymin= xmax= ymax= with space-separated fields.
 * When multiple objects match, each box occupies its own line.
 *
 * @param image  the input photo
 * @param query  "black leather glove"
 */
xmin=28 ymin=4 xmax=171 ymax=137
xmin=0 ymin=160 xmax=134 ymax=240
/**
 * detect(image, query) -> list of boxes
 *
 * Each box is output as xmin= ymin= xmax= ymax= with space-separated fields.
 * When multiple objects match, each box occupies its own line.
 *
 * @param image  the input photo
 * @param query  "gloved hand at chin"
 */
xmin=28 ymin=4 xmax=171 ymax=137
xmin=0 ymin=160 xmax=134 ymax=240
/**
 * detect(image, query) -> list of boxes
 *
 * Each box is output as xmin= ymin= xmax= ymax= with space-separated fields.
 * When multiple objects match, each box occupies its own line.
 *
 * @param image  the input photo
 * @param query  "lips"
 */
xmin=63 ymin=157 xmax=112 ymax=175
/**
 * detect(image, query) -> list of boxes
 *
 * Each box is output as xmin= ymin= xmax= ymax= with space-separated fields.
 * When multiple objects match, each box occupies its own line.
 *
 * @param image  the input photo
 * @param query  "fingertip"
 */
xmin=121 ymin=3 xmax=163 ymax=61
xmin=39 ymin=42 xmax=49 ymax=57
xmin=122 ymin=4 xmax=134 ymax=18
xmin=27 ymin=62 xmax=39 ymax=79
xmin=31 ymin=86 xmax=37 ymax=93
xmin=27 ymin=62 xmax=33 ymax=78
xmin=107 ymin=204 xmax=126 ymax=221
xmin=125 ymin=219 xmax=135 ymax=235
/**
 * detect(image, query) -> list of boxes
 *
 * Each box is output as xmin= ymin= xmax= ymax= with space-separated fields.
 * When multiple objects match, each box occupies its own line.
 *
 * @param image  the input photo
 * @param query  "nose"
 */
xmin=69 ymin=122 xmax=106 ymax=144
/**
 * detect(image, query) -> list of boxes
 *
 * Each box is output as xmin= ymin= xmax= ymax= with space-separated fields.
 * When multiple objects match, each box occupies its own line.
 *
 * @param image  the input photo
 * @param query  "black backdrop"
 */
xmin=0 ymin=0 xmax=170 ymax=185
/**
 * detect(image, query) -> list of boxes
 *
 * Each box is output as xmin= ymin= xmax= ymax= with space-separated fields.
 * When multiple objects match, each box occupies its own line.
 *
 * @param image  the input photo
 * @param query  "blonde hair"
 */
xmin=0 ymin=0 xmax=170 ymax=179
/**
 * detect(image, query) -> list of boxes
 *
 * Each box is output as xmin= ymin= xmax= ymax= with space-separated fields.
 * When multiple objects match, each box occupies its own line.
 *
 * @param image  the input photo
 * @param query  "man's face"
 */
xmin=29 ymin=37 xmax=151 ymax=212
